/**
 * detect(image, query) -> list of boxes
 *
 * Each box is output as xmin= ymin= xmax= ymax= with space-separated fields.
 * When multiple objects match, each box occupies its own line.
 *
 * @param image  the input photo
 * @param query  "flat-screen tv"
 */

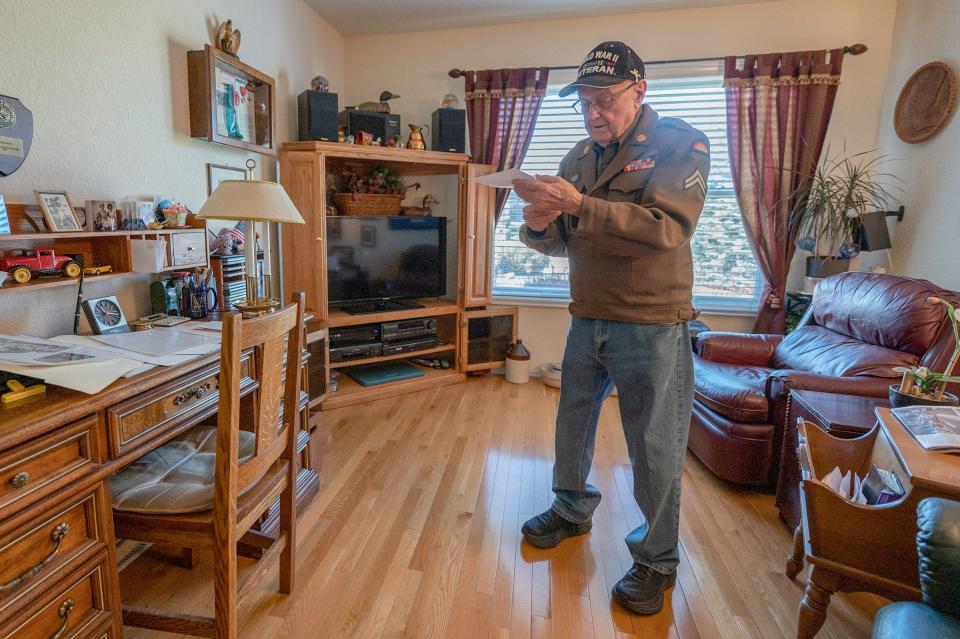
xmin=326 ymin=216 xmax=446 ymax=312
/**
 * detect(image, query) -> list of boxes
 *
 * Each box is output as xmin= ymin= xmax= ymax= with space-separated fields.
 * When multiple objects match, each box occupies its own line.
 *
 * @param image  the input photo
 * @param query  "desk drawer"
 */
xmin=106 ymin=356 xmax=253 ymax=457
xmin=0 ymin=416 xmax=100 ymax=513
xmin=170 ymin=232 xmax=206 ymax=267
xmin=0 ymin=483 xmax=109 ymax=613
xmin=1 ymin=553 xmax=114 ymax=639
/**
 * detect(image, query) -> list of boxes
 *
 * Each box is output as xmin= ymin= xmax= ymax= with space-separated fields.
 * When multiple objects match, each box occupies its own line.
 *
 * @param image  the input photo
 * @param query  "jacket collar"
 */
xmin=589 ymin=105 xmax=658 ymax=195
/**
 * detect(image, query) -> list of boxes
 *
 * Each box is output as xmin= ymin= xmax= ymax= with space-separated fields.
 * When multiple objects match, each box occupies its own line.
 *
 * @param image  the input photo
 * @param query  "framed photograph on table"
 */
xmin=35 ymin=190 xmax=81 ymax=232
xmin=207 ymin=163 xmax=246 ymax=196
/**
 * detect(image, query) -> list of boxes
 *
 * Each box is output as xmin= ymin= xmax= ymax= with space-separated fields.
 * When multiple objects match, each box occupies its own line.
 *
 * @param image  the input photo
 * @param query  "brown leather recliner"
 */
xmin=688 ymin=272 xmax=960 ymax=487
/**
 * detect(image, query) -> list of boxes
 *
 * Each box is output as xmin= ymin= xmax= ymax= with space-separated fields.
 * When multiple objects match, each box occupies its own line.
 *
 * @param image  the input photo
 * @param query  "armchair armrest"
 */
xmin=696 ymin=331 xmax=784 ymax=366
xmin=917 ymin=498 xmax=960 ymax=618
xmin=767 ymin=370 xmax=892 ymax=399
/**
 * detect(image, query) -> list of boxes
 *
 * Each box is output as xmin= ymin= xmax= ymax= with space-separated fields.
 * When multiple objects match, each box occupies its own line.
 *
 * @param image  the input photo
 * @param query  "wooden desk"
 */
xmin=0 ymin=338 xmax=318 ymax=638
xmin=788 ymin=407 xmax=960 ymax=638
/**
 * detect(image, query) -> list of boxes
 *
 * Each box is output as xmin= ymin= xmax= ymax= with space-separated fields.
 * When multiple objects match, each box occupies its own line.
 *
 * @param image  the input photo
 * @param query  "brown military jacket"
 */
xmin=520 ymin=105 xmax=710 ymax=323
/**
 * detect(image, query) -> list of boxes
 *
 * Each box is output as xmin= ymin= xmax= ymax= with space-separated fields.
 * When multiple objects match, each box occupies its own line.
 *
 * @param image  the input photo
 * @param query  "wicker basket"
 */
xmin=333 ymin=193 xmax=403 ymax=216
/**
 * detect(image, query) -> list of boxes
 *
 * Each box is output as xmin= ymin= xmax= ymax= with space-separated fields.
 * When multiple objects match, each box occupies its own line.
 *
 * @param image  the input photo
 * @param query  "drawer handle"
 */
xmin=9 ymin=471 xmax=29 ymax=489
xmin=173 ymin=382 xmax=213 ymax=405
xmin=0 ymin=523 xmax=70 ymax=593
xmin=51 ymin=597 xmax=75 ymax=639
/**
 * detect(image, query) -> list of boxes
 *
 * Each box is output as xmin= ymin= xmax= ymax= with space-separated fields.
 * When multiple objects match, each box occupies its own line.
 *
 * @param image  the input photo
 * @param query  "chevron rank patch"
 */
xmin=684 ymin=168 xmax=707 ymax=196
xmin=691 ymin=140 xmax=709 ymax=155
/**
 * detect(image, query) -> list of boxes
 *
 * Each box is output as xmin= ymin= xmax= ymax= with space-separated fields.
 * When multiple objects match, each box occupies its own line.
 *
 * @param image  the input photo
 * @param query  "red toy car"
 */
xmin=0 ymin=249 xmax=82 ymax=284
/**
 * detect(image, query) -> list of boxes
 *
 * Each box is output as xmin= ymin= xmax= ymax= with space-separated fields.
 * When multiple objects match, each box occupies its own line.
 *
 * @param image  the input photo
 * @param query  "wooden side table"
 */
xmin=777 ymin=390 xmax=888 ymax=530
xmin=787 ymin=408 xmax=960 ymax=639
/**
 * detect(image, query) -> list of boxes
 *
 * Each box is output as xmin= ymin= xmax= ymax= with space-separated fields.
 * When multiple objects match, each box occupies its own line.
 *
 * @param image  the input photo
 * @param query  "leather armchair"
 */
xmin=689 ymin=272 xmax=960 ymax=486
xmin=872 ymin=498 xmax=960 ymax=638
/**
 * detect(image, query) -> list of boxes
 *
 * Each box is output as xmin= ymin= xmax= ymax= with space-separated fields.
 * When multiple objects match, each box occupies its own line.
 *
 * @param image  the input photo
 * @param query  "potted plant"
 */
xmin=889 ymin=296 xmax=960 ymax=407
xmin=788 ymin=150 xmax=898 ymax=278
xmin=330 ymin=165 xmax=419 ymax=216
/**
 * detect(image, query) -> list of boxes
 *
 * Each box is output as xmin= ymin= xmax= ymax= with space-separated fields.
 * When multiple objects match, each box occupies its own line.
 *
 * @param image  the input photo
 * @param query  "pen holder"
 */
xmin=186 ymin=284 xmax=218 ymax=319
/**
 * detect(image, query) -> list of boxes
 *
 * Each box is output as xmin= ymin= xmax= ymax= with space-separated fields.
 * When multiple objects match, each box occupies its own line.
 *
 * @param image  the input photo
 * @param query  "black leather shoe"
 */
xmin=521 ymin=509 xmax=591 ymax=548
xmin=612 ymin=563 xmax=677 ymax=615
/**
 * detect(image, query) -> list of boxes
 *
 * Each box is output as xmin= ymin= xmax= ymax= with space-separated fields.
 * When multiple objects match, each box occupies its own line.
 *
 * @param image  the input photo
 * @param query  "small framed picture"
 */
xmin=0 ymin=195 xmax=10 ymax=235
xmin=207 ymin=163 xmax=246 ymax=196
xmin=35 ymin=190 xmax=82 ymax=232
xmin=360 ymin=224 xmax=376 ymax=248
xmin=85 ymin=200 xmax=118 ymax=232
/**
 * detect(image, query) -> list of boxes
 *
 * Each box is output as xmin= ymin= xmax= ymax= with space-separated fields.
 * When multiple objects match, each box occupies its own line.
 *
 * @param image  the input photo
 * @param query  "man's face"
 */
xmin=579 ymin=80 xmax=646 ymax=146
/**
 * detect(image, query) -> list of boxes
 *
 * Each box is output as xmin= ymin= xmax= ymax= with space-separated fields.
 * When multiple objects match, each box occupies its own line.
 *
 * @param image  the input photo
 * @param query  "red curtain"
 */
xmin=725 ymin=50 xmax=845 ymax=334
xmin=464 ymin=67 xmax=549 ymax=223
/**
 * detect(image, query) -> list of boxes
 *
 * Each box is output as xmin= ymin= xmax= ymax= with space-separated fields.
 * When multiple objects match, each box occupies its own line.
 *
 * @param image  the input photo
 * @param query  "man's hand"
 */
xmin=522 ymin=205 xmax=561 ymax=232
xmin=512 ymin=175 xmax=584 ymax=215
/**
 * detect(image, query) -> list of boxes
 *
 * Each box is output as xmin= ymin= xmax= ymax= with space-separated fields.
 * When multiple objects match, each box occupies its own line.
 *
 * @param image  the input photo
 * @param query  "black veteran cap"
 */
xmin=559 ymin=41 xmax=646 ymax=97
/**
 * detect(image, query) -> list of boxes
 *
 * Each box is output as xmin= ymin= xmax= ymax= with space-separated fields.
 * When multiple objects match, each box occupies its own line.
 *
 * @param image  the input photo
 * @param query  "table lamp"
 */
xmin=197 ymin=159 xmax=304 ymax=316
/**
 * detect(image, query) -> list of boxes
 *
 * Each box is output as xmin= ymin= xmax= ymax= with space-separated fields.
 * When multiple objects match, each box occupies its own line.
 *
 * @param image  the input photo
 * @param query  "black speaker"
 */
xmin=298 ymin=91 xmax=339 ymax=141
xmin=432 ymin=108 xmax=466 ymax=153
xmin=338 ymin=109 xmax=400 ymax=143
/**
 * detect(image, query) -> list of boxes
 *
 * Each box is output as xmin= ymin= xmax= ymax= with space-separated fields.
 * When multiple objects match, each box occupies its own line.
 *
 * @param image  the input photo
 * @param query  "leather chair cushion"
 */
xmin=693 ymin=356 xmax=772 ymax=423
xmin=771 ymin=325 xmax=919 ymax=378
xmin=871 ymin=601 xmax=960 ymax=639
xmin=812 ymin=272 xmax=955 ymax=356
xmin=111 ymin=426 xmax=256 ymax=514
xmin=917 ymin=498 xmax=960 ymax=618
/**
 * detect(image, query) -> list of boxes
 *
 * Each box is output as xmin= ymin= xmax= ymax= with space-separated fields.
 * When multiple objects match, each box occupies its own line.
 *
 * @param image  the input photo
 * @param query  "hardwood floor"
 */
xmin=120 ymin=376 xmax=884 ymax=638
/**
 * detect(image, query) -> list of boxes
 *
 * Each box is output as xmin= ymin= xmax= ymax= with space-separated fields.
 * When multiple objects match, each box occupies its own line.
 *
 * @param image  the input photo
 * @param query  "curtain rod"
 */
xmin=448 ymin=43 xmax=867 ymax=78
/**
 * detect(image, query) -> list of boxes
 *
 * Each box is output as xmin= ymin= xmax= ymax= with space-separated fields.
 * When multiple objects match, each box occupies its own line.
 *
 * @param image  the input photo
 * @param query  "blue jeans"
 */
xmin=551 ymin=317 xmax=693 ymax=574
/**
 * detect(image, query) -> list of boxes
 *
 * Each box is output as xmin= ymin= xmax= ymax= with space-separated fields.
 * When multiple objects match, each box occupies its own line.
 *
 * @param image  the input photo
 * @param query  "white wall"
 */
xmin=874 ymin=0 xmax=960 ymax=291
xmin=344 ymin=0 xmax=898 ymax=366
xmin=0 ymin=0 xmax=343 ymax=336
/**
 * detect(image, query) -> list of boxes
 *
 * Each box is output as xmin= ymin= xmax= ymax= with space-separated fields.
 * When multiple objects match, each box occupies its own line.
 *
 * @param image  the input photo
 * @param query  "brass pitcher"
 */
xmin=407 ymin=123 xmax=428 ymax=150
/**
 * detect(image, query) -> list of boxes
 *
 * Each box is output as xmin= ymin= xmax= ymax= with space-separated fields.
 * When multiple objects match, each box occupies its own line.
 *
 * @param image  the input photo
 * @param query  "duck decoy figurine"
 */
xmin=357 ymin=91 xmax=401 ymax=114
xmin=402 ymin=194 xmax=439 ymax=217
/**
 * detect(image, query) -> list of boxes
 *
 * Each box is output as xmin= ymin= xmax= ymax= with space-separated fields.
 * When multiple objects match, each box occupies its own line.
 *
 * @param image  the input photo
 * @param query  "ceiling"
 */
xmin=305 ymin=0 xmax=765 ymax=36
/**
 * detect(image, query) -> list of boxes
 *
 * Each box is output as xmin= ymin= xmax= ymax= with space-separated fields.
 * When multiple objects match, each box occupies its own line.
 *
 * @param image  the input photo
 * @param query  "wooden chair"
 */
xmin=112 ymin=293 xmax=305 ymax=639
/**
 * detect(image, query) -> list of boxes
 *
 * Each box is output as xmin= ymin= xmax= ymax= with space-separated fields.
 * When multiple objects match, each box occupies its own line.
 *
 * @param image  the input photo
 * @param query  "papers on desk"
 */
xmin=0 ymin=334 xmax=113 ymax=367
xmin=90 ymin=329 xmax=214 ymax=357
xmin=0 ymin=358 xmax=143 ymax=394
xmin=471 ymin=167 xmax=535 ymax=188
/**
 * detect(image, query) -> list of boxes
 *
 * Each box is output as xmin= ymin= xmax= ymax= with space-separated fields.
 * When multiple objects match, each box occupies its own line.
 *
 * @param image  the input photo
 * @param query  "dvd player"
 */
xmin=329 ymin=323 xmax=381 ymax=347
xmin=382 ymin=338 xmax=440 ymax=356
xmin=329 ymin=342 xmax=382 ymax=363
xmin=382 ymin=318 xmax=438 ymax=344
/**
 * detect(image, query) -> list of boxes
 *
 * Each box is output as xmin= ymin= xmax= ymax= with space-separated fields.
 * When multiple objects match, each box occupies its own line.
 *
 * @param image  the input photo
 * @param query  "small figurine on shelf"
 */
xmin=356 ymin=91 xmax=401 ymax=114
xmin=372 ymin=137 xmax=382 ymax=147
xmin=310 ymin=75 xmax=330 ymax=92
xmin=354 ymin=130 xmax=373 ymax=145
xmin=386 ymin=137 xmax=397 ymax=148
xmin=337 ymin=125 xmax=347 ymax=143
xmin=402 ymin=194 xmax=439 ymax=217
xmin=211 ymin=227 xmax=236 ymax=256
xmin=345 ymin=134 xmax=355 ymax=144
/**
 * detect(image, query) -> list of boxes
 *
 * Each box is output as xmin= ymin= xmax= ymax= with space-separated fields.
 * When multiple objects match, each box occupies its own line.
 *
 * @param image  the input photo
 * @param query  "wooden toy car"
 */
xmin=84 ymin=264 xmax=113 ymax=276
xmin=0 ymin=249 xmax=82 ymax=284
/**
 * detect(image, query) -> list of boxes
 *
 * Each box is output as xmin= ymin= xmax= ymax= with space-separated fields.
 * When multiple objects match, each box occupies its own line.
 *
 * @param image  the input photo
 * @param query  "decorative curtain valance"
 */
xmin=724 ymin=49 xmax=846 ymax=334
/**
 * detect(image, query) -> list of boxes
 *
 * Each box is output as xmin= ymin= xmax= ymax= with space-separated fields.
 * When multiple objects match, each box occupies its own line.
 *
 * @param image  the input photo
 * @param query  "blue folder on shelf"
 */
xmin=346 ymin=361 xmax=424 ymax=387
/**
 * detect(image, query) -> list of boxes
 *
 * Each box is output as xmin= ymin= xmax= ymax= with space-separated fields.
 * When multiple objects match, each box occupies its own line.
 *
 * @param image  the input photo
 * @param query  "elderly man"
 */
xmin=514 ymin=41 xmax=710 ymax=615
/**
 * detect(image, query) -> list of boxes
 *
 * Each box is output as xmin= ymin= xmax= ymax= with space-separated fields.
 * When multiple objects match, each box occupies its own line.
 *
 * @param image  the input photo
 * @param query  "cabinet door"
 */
xmin=458 ymin=306 xmax=518 ymax=372
xmin=462 ymin=164 xmax=496 ymax=307
xmin=279 ymin=152 xmax=327 ymax=324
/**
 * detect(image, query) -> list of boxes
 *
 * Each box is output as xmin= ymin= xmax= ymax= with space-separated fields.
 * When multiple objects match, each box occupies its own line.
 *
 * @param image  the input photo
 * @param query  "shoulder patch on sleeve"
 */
xmin=691 ymin=140 xmax=709 ymax=155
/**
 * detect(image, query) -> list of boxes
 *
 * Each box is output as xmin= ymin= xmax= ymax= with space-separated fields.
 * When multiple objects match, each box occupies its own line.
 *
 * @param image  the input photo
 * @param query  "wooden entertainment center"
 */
xmin=278 ymin=142 xmax=517 ymax=410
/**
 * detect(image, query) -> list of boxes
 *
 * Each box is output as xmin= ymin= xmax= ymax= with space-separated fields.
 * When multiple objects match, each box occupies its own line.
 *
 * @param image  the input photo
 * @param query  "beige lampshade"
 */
xmin=196 ymin=179 xmax=305 ymax=223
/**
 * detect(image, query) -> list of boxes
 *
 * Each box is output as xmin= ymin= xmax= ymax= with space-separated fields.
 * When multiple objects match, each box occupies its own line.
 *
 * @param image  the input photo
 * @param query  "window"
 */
xmin=493 ymin=61 xmax=760 ymax=311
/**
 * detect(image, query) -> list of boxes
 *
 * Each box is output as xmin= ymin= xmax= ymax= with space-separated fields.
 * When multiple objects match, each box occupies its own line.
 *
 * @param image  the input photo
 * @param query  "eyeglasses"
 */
xmin=571 ymin=82 xmax=638 ymax=114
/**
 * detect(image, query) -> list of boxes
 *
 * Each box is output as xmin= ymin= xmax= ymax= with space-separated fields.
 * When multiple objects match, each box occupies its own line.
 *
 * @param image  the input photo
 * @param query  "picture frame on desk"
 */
xmin=207 ymin=162 xmax=246 ymax=196
xmin=34 ymin=190 xmax=82 ymax=232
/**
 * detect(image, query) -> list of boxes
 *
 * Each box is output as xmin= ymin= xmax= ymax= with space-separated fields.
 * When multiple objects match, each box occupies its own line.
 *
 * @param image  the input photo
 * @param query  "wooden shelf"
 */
xmin=322 ymin=366 xmax=465 ymax=410
xmin=0 ymin=228 xmax=204 ymax=241
xmin=326 ymin=299 xmax=459 ymax=328
xmin=329 ymin=343 xmax=455 ymax=369
xmin=0 ymin=271 xmax=126 ymax=294
xmin=281 ymin=141 xmax=467 ymax=175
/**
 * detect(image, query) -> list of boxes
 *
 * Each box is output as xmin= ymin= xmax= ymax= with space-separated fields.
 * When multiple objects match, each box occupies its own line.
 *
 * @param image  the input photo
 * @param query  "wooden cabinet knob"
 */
xmin=9 ymin=471 xmax=29 ymax=489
